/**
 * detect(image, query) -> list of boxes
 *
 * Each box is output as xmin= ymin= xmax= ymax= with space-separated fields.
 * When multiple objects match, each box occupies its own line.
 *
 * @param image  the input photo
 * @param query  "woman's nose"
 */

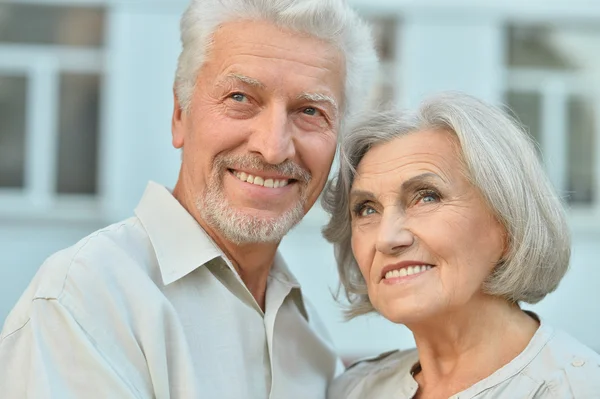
xmin=375 ymin=213 xmax=415 ymax=254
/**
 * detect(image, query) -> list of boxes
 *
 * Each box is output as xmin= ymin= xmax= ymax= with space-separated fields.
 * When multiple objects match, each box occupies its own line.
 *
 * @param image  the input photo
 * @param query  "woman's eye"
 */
xmin=353 ymin=204 xmax=376 ymax=217
xmin=230 ymin=93 xmax=248 ymax=102
xmin=417 ymin=190 xmax=441 ymax=204
xmin=361 ymin=206 xmax=376 ymax=216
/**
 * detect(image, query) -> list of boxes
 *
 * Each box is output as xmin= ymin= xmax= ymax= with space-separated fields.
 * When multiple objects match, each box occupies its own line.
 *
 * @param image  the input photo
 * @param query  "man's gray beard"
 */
xmin=196 ymin=155 xmax=311 ymax=245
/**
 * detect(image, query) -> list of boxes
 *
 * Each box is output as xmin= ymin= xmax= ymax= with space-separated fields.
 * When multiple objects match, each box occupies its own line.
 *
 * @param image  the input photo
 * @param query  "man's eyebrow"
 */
xmin=221 ymin=73 xmax=265 ymax=88
xmin=297 ymin=92 xmax=339 ymax=116
xmin=217 ymin=75 xmax=339 ymax=116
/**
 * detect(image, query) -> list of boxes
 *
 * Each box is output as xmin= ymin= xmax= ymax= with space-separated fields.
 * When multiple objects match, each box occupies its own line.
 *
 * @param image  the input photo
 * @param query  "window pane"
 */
xmin=507 ymin=25 xmax=577 ymax=70
xmin=567 ymin=96 xmax=595 ymax=204
xmin=0 ymin=75 xmax=27 ymax=188
xmin=505 ymin=91 xmax=543 ymax=149
xmin=508 ymin=24 xmax=600 ymax=73
xmin=56 ymin=74 xmax=100 ymax=195
xmin=371 ymin=17 xmax=399 ymax=62
xmin=0 ymin=4 xmax=104 ymax=47
xmin=367 ymin=17 xmax=400 ymax=106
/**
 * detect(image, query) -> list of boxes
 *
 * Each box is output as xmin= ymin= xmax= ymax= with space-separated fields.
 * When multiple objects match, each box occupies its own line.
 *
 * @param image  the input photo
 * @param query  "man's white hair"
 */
xmin=174 ymin=0 xmax=379 ymax=123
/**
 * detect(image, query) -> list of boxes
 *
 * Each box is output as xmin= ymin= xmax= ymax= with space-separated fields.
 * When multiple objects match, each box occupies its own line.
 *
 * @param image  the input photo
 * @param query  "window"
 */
xmin=505 ymin=24 xmax=599 ymax=208
xmin=369 ymin=16 xmax=400 ymax=107
xmin=56 ymin=73 xmax=101 ymax=195
xmin=0 ymin=4 xmax=105 ymax=216
xmin=0 ymin=75 xmax=27 ymax=188
xmin=0 ymin=4 xmax=104 ymax=47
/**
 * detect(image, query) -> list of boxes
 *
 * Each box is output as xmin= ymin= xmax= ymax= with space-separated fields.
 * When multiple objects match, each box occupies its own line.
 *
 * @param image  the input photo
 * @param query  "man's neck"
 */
xmin=211 ymin=234 xmax=278 ymax=311
xmin=172 ymin=179 xmax=278 ymax=311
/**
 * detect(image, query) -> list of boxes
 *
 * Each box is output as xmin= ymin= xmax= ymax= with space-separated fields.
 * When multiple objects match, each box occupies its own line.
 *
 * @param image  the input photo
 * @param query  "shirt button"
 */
xmin=572 ymin=359 xmax=586 ymax=367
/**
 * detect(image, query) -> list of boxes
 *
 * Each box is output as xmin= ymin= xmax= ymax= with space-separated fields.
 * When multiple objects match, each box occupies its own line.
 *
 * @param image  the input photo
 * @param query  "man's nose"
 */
xmin=247 ymin=105 xmax=295 ymax=165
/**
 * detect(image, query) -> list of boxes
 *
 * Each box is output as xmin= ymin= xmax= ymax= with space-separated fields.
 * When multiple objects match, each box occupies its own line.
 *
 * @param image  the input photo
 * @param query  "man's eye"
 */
xmin=302 ymin=107 xmax=319 ymax=116
xmin=230 ymin=93 xmax=247 ymax=102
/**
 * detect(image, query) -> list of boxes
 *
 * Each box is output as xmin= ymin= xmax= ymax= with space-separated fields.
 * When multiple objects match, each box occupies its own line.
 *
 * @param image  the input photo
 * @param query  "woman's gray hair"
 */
xmin=175 ymin=0 xmax=379 ymax=121
xmin=322 ymin=91 xmax=571 ymax=319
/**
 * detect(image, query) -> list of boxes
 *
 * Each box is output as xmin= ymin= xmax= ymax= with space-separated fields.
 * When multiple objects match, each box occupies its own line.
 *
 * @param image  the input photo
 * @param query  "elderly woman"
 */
xmin=323 ymin=92 xmax=600 ymax=398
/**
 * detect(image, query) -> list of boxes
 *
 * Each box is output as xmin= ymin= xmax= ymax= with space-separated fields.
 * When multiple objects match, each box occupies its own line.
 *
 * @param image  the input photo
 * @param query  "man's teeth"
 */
xmin=233 ymin=171 xmax=289 ymax=188
xmin=385 ymin=265 xmax=432 ymax=279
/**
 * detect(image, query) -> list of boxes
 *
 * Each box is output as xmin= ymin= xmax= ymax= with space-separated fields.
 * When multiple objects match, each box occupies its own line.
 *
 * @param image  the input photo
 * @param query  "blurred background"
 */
xmin=1 ymin=0 xmax=599 ymax=361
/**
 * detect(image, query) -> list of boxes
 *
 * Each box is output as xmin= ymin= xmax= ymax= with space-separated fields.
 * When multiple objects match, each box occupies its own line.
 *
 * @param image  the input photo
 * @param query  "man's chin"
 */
xmin=199 ymin=205 xmax=303 ymax=245
xmin=233 ymin=207 xmax=304 ymax=220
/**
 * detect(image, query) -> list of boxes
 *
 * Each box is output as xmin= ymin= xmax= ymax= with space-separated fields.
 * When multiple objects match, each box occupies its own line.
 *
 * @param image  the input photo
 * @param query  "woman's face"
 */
xmin=349 ymin=129 xmax=506 ymax=325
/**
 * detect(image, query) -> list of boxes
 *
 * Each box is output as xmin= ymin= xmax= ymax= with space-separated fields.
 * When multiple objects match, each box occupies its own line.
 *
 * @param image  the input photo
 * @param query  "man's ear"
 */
xmin=172 ymin=88 xmax=185 ymax=149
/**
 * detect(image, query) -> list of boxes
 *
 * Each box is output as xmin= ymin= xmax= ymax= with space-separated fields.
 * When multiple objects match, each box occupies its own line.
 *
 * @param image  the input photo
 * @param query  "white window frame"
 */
xmin=507 ymin=68 xmax=600 ymax=230
xmin=0 ymin=44 xmax=104 ymax=221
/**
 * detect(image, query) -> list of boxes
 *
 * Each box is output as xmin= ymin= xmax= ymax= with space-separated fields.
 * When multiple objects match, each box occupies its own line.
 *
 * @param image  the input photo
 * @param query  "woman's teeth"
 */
xmin=385 ymin=265 xmax=433 ymax=279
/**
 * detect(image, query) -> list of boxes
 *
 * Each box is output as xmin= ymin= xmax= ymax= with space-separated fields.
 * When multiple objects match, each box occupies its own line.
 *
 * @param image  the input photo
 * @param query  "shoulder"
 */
xmin=36 ymin=216 xmax=153 ymax=298
xmin=525 ymin=325 xmax=600 ymax=397
xmin=345 ymin=348 xmax=418 ymax=375
xmin=328 ymin=349 xmax=418 ymax=399
xmin=302 ymin=297 xmax=331 ymax=335
xmin=1 ymin=217 xmax=157 ymax=339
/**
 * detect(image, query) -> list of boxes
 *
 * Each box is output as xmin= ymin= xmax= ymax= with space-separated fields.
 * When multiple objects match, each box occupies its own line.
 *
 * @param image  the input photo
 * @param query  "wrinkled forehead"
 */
xmin=205 ymin=19 xmax=346 ymax=114
xmin=351 ymin=129 xmax=463 ymax=186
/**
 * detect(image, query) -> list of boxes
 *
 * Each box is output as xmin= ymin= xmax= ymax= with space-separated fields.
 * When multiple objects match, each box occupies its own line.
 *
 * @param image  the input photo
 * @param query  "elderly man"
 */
xmin=0 ymin=0 xmax=378 ymax=398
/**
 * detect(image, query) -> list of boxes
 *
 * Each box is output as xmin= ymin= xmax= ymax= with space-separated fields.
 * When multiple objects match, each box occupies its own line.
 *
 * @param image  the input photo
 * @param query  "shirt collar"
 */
xmin=270 ymin=252 xmax=308 ymax=320
xmin=134 ymin=181 xmax=225 ymax=286
xmin=133 ymin=181 xmax=307 ymax=320
xmin=271 ymin=251 xmax=301 ymax=288
xmin=400 ymin=311 xmax=554 ymax=397
xmin=454 ymin=311 xmax=555 ymax=397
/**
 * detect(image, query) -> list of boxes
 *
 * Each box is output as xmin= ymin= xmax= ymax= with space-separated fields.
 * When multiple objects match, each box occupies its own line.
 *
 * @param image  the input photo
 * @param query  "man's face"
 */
xmin=172 ymin=20 xmax=345 ymax=244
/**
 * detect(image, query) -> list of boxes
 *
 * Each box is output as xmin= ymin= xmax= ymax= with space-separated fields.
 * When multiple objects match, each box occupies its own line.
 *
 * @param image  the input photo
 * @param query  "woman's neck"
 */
xmin=409 ymin=296 xmax=539 ymax=398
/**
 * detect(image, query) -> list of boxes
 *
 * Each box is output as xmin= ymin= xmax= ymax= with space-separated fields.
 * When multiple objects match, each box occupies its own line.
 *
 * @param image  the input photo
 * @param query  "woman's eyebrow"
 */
xmin=349 ymin=189 xmax=375 ymax=203
xmin=400 ymin=173 xmax=444 ymax=192
xmin=349 ymin=172 xmax=445 ymax=203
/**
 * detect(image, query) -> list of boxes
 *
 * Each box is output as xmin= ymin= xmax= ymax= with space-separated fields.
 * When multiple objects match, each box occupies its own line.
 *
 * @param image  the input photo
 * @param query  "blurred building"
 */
xmin=1 ymin=0 xmax=599 ymax=358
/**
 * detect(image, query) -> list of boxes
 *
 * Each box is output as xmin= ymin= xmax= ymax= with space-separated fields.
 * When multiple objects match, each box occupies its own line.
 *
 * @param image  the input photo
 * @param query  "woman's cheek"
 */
xmin=351 ymin=231 xmax=375 ymax=283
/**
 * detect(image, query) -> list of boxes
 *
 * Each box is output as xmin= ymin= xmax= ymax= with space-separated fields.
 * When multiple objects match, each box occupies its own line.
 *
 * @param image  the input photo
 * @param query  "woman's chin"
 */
xmin=376 ymin=302 xmax=442 ymax=327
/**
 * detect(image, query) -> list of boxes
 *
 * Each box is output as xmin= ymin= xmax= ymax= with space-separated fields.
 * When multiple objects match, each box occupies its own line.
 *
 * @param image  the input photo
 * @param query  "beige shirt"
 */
xmin=0 ymin=182 xmax=341 ymax=399
xmin=329 ymin=316 xmax=600 ymax=399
